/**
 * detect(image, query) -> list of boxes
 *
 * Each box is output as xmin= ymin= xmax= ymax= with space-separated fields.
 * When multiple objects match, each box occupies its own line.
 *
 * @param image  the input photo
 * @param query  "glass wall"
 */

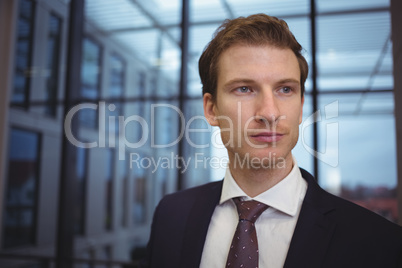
xmin=45 ymin=13 xmax=62 ymax=117
xmin=3 ymin=128 xmax=40 ymax=248
xmin=80 ymin=37 xmax=102 ymax=129
xmin=74 ymin=147 xmax=88 ymax=235
xmin=0 ymin=0 xmax=398 ymax=266
xmin=315 ymin=0 xmax=397 ymax=222
xmin=11 ymin=0 xmax=35 ymax=108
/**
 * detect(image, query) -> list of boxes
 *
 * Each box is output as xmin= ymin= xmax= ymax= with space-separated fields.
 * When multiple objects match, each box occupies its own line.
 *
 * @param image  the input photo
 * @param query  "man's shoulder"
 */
xmin=328 ymin=190 xmax=398 ymax=222
xmin=147 ymin=180 xmax=224 ymax=267
xmin=315 ymin=183 xmax=402 ymax=244
xmin=156 ymin=180 xmax=223 ymax=213
xmin=300 ymin=168 xmax=402 ymax=237
xmin=163 ymin=180 xmax=222 ymax=201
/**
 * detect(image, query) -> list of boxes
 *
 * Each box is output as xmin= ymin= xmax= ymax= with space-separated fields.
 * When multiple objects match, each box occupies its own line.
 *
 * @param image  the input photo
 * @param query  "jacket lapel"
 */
xmin=179 ymin=181 xmax=223 ymax=268
xmin=284 ymin=169 xmax=337 ymax=268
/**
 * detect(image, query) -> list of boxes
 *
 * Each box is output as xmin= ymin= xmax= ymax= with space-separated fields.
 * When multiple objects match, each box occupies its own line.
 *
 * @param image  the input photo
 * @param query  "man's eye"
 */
xmin=281 ymin=87 xmax=292 ymax=94
xmin=236 ymin=86 xmax=251 ymax=93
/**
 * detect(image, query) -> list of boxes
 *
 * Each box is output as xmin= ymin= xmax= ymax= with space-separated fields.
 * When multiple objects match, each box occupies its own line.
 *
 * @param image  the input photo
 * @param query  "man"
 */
xmin=145 ymin=14 xmax=402 ymax=267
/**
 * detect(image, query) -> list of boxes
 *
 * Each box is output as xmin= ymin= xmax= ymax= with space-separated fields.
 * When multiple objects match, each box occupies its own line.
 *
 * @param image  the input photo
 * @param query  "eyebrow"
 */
xmin=222 ymin=79 xmax=256 ymax=90
xmin=222 ymin=78 xmax=300 ymax=89
xmin=276 ymin=78 xmax=300 ymax=85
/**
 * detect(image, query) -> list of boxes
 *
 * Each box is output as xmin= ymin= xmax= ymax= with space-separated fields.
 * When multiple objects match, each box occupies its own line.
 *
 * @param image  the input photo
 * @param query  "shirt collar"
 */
xmin=219 ymin=156 xmax=307 ymax=217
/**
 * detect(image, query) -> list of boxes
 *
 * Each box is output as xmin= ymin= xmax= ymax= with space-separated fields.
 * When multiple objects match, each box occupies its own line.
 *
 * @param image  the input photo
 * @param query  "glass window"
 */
xmin=318 ymin=93 xmax=397 ymax=222
xmin=316 ymin=11 xmax=392 ymax=92
xmin=3 ymin=128 xmax=40 ymax=248
xmin=314 ymin=1 xmax=397 ymax=221
xmin=133 ymin=155 xmax=147 ymax=224
xmin=80 ymin=37 xmax=102 ymax=128
xmin=121 ymin=176 xmax=129 ymax=227
xmin=12 ymin=0 xmax=35 ymax=108
xmin=118 ymin=153 xmax=130 ymax=227
xmin=109 ymin=53 xmax=125 ymax=98
xmin=293 ymin=93 xmax=314 ymax=173
xmin=4 ymin=0 xmax=398 ymax=259
xmin=138 ymin=71 xmax=146 ymax=97
xmin=103 ymin=244 xmax=112 ymax=259
xmin=153 ymin=103 xmax=176 ymax=147
xmin=108 ymin=53 xmax=125 ymax=134
xmin=74 ymin=147 xmax=88 ymax=235
xmin=105 ymin=149 xmax=114 ymax=230
xmin=44 ymin=13 xmax=63 ymax=117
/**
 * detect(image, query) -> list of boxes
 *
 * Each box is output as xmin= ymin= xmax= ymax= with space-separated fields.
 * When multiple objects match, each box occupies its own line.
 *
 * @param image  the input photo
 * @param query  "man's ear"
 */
xmin=203 ymin=93 xmax=219 ymax=126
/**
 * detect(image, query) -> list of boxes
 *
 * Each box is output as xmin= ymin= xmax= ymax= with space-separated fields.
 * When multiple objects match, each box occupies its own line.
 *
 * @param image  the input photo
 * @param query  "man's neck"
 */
xmin=228 ymin=155 xmax=294 ymax=198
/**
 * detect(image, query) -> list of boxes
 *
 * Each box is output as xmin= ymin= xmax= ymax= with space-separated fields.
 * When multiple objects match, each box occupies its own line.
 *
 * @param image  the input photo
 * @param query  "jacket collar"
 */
xmin=179 ymin=181 xmax=223 ymax=268
xmin=179 ymin=168 xmax=337 ymax=268
xmin=284 ymin=168 xmax=337 ymax=267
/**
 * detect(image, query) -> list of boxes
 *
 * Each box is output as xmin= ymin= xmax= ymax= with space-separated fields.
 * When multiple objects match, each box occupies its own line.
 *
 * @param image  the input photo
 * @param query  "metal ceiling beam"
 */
xmin=127 ymin=0 xmax=180 ymax=47
xmin=354 ymin=34 xmax=392 ymax=115
xmin=318 ymin=70 xmax=393 ymax=78
xmin=220 ymin=0 xmax=235 ymax=19
xmin=104 ymin=6 xmax=389 ymax=35
xmin=318 ymin=6 xmax=389 ymax=17
xmin=310 ymin=88 xmax=393 ymax=95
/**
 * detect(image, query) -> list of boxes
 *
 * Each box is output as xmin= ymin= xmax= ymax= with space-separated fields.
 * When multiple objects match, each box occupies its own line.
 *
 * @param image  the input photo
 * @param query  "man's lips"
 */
xmin=249 ymin=132 xmax=284 ymax=143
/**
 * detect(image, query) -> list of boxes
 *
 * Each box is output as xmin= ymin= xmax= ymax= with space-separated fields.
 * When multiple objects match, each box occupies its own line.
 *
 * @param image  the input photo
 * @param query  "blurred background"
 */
xmin=0 ymin=0 xmax=401 ymax=267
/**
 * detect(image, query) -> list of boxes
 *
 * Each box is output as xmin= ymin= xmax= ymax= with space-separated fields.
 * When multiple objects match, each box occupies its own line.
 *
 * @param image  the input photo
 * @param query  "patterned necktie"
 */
xmin=226 ymin=197 xmax=269 ymax=268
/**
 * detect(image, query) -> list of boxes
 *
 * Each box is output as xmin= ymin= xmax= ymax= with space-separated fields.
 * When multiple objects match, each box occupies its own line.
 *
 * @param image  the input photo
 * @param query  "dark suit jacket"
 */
xmin=145 ymin=169 xmax=402 ymax=267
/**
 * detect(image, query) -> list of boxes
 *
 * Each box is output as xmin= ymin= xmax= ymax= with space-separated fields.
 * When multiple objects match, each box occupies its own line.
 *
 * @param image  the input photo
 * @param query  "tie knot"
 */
xmin=233 ymin=197 xmax=268 ymax=223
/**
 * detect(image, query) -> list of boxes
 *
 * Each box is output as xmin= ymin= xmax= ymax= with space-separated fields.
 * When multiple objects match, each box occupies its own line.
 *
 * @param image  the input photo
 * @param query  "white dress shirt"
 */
xmin=200 ymin=158 xmax=308 ymax=268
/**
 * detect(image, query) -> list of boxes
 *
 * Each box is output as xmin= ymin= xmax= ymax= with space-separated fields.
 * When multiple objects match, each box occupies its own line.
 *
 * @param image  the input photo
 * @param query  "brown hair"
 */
xmin=199 ymin=13 xmax=308 ymax=100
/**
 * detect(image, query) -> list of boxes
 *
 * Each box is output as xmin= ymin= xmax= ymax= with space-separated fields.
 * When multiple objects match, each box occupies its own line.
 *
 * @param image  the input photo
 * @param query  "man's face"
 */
xmin=204 ymin=44 xmax=304 ymax=168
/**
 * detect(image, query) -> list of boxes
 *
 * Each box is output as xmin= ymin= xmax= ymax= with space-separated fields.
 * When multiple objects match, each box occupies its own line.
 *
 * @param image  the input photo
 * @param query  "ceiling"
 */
xmin=82 ymin=0 xmax=393 ymax=113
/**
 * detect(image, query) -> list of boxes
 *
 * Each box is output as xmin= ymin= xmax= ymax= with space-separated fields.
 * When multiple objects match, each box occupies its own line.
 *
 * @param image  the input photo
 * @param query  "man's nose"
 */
xmin=254 ymin=90 xmax=280 ymax=125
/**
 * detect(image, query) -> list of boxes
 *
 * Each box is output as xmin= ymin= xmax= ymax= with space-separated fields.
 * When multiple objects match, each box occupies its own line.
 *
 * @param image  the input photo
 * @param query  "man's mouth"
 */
xmin=250 ymin=132 xmax=284 ymax=143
